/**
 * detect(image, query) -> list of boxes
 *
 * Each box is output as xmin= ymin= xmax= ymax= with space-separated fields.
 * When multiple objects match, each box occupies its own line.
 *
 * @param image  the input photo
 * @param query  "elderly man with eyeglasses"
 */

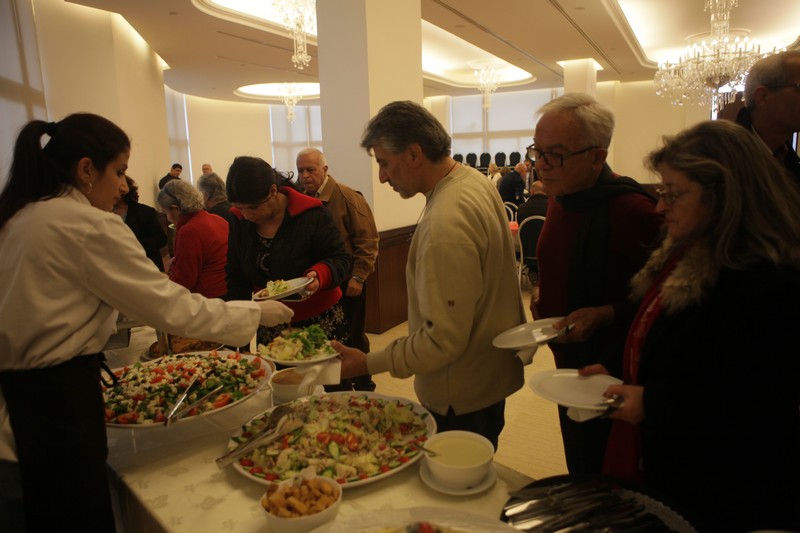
xmin=735 ymin=50 xmax=800 ymax=185
xmin=529 ymin=93 xmax=663 ymax=477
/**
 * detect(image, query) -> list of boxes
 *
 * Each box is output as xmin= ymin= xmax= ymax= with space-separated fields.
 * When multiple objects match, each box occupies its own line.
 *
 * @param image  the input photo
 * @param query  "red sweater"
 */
xmin=170 ymin=210 xmax=229 ymax=298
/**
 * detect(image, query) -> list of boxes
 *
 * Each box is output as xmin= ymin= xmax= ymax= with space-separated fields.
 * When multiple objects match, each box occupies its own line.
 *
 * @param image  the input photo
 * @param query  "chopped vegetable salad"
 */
xmin=232 ymin=393 xmax=432 ymax=486
xmin=104 ymin=352 xmax=268 ymax=425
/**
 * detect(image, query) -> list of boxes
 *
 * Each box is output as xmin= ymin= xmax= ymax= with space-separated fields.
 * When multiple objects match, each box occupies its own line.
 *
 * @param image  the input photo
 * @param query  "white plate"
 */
xmin=311 ymin=506 xmax=518 ymax=533
xmin=252 ymin=277 xmax=313 ymax=301
xmin=419 ymin=461 xmax=497 ymax=496
xmin=105 ymin=351 xmax=272 ymax=429
xmin=259 ymin=349 xmax=339 ymax=367
xmin=492 ymin=317 xmax=564 ymax=349
xmin=228 ymin=391 xmax=437 ymax=488
xmin=528 ymin=369 xmax=622 ymax=410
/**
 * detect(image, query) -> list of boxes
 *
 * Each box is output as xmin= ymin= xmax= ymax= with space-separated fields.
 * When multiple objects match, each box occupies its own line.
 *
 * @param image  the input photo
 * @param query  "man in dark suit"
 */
xmin=735 ymin=50 xmax=800 ymax=184
xmin=158 ymin=163 xmax=182 ymax=189
xmin=498 ymin=162 xmax=527 ymax=205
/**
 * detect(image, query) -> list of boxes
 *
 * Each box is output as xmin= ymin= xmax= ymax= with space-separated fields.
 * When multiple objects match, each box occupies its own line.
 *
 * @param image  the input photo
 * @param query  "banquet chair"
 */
xmin=495 ymin=152 xmax=506 ymax=167
xmin=465 ymin=153 xmax=478 ymax=167
xmin=479 ymin=152 xmax=491 ymax=169
xmin=503 ymin=202 xmax=518 ymax=221
xmin=453 ymin=153 xmax=463 ymax=163
xmin=517 ymin=215 xmax=546 ymax=287
xmin=509 ymin=151 xmax=521 ymax=166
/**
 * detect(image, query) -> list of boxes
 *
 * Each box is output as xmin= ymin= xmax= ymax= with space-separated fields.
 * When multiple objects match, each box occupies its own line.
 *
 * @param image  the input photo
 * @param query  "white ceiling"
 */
xmin=68 ymin=0 xmax=800 ymax=103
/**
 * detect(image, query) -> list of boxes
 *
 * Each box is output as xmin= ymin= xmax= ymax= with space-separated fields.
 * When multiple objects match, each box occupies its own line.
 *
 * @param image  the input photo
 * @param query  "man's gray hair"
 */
xmin=360 ymin=100 xmax=451 ymax=162
xmin=743 ymin=50 xmax=800 ymax=110
xmin=537 ymin=92 xmax=615 ymax=148
xmin=297 ymin=147 xmax=327 ymax=167
xmin=197 ymin=172 xmax=227 ymax=203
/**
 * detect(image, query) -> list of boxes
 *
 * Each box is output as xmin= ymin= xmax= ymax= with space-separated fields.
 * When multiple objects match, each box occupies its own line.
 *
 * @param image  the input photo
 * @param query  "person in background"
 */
xmin=197 ymin=172 xmax=236 ymax=226
xmin=0 ymin=114 xmax=292 ymax=532
xmin=336 ymin=101 xmax=525 ymax=449
xmin=224 ymin=156 xmax=352 ymax=374
xmin=201 ymin=162 xmax=213 ymax=175
xmin=487 ymin=162 xmax=502 ymax=187
xmin=158 ymin=179 xmax=229 ymax=298
xmin=296 ymin=148 xmax=380 ymax=392
xmin=113 ymin=175 xmax=167 ymax=271
xmin=498 ymin=162 xmax=527 ymax=205
xmin=596 ymin=120 xmax=800 ymax=532
xmin=523 ymin=156 xmax=535 ymax=191
xmin=735 ymin=50 xmax=800 ymax=184
xmin=516 ymin=179 xmax=548 ymax=222
xmin=531 ymin=92 xmax=662 ymax=476
xmin=158 ymin=162 xmax=182 ymax=189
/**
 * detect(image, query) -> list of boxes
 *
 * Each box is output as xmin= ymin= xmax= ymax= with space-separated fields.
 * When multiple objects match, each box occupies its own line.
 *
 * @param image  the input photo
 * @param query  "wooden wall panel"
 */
xmin=364 ymin=225 xmax=415 ymax=333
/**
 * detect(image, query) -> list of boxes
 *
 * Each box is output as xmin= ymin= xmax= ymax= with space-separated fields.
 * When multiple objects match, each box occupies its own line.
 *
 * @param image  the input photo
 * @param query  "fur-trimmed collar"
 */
xmin=629 ymin=237 xmax=719 ymax=314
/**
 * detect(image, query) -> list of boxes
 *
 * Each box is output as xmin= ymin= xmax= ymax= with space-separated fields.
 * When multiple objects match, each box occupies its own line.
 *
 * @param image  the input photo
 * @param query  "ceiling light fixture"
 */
xmin=471 ymin=60 xmax=502 ymax=112
xmin=653 ymin=0 xmax=776 ymax=113
xmin=281 ymin=83 xmax=301 ymax=122
xmin=274 ymin=0 xmax=316 ymax=70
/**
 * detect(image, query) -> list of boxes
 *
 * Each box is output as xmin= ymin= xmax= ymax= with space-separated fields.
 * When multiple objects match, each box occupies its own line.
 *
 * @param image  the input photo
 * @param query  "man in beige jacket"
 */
xmin=335 ymin=101 xmax=525 ymax=448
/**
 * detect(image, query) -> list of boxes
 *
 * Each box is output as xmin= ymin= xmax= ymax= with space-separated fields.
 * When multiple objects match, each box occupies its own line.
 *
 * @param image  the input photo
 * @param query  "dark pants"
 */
xmin=431 ymin=400 xmax=506 ymax=450
xmin=557 ymin=405 xmax=612 ymax=476
xmin=0 ymin=355 xmax=115 ymax=532
xmin=339 ymin=283 xmax=375 ymax=392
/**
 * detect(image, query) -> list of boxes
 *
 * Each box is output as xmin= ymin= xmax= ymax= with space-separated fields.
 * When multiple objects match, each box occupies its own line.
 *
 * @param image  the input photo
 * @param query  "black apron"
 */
xmin=0 ymin=354 xmax=116 ymax=532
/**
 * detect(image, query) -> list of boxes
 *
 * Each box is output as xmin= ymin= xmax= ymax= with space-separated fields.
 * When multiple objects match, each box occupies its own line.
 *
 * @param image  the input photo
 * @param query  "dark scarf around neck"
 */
xmin=557 ymin=164 xmax=656 ymax=311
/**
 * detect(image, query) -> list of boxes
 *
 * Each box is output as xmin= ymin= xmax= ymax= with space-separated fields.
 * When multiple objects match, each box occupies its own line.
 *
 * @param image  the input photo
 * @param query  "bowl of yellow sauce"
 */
xmin=424 ymin=430 xmax=495 ymax=489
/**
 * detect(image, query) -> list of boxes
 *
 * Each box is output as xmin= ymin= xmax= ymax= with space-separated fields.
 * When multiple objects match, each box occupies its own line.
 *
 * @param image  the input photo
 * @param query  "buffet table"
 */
xmin=104 ymin=330 xmax=533 ymax=532
xmin=107 ymin=391 xmax=532 ymax=532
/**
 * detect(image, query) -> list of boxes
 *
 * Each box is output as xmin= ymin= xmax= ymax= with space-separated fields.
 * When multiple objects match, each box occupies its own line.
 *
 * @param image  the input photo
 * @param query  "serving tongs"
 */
xmin=165 ymin=384 xmax=224 ymax=426
xmin=164 ymin=373 xmax=200 ymax=426
xmin=215 ymin=405 xmax=302 ymax=469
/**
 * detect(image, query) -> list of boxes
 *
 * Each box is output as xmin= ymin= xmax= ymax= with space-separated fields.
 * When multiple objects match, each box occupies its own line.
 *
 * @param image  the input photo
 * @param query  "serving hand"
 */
xmin=331 ymin=340 xmax=367 ymax=379
xmin=304 ymin=270 xmax=320 ymax=297
xmin=552 ymin=305 xmax=614 ymax=343
xmin=602 ymin=383 xmax=645 ymax=424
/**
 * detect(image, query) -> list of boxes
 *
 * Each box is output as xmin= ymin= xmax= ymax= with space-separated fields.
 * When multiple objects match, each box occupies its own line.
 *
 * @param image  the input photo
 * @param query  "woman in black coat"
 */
xmin=114 ymin=176 xmax=167 ymax=270
xmin=224 ymin=156 xmax=352 ymax=350
xmin=585 ymin=121 xmax=800 ymax=532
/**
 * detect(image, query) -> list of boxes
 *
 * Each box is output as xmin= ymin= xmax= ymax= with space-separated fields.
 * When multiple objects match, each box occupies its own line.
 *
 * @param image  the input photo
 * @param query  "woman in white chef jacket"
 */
xmin=0 ymin=113 xmax=293 ymax=532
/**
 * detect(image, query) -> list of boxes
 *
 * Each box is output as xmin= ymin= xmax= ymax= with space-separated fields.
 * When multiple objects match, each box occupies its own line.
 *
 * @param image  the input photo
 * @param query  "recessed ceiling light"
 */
xmin=235 ymin=82 xmax=320 ymax=99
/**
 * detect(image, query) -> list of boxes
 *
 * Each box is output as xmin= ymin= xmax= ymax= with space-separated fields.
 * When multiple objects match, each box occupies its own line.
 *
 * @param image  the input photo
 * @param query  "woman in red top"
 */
xmin=157 ymin=179 xmax=228 ymax=298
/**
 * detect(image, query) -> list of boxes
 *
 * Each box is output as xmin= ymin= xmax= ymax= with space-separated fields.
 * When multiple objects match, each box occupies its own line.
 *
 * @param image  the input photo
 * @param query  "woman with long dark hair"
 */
xmin=0 ymin=114 xmax=292 ymax=531
xmin=591 ymin=120 xmax=800 ymax=531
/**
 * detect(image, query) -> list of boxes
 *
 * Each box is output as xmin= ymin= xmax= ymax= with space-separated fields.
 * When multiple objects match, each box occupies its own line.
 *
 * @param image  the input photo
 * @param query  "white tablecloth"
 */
xmin=107 ymin=391 xmax=533 ymax=532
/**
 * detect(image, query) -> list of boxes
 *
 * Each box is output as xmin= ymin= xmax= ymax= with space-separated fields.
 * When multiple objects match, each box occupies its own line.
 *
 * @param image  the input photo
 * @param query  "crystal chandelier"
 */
xmin=281 ymin=83 xmax=301 ymax=123
xmin=473 ymin=63 xmax=501 ymax=111
xmin=273 ymin=0 xmax=316 ymax=70
xmin=654 ymin=0 xmax=770 ymax=114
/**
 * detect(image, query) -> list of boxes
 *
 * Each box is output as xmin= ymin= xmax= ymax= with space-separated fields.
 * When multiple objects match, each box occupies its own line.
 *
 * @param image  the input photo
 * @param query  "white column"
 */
xmin=561 ymin=58 xmax=598 ymax=95
xmin=316 ymin=0 xmax=425 ymax=231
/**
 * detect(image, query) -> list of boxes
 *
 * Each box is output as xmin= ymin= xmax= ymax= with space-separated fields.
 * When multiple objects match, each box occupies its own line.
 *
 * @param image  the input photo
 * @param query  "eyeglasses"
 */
xmin=526 ymin=144 xmax=599 ymax=167
xmin=768 ymin=82 xmax=800 ymax=91
xmin=655 ymin=187 xmax=689 ymax=206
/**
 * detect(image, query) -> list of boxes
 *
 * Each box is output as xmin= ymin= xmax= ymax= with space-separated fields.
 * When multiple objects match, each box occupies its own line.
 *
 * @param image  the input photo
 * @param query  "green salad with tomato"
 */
xmin=232 ymin=393 xmax=432 ymax=486
xmin=103 ymin=352 xmax=268 ymax=425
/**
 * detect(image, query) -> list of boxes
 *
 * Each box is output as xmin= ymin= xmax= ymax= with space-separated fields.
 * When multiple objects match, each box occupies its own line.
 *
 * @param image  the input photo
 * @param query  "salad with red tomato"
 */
xmin=230 ymin=392 xmax=435 ymax=487
xmin=103 ymin=351 xmax=269 ymax=426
